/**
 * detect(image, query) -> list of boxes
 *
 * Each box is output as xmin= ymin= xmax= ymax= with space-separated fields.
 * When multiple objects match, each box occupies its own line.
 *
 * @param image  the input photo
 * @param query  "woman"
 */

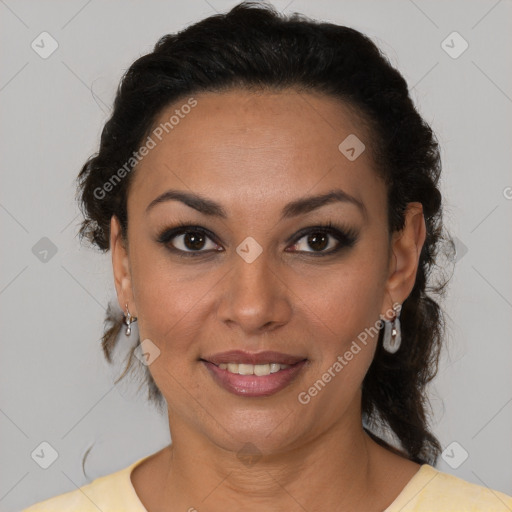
xmin=23 ymin=1 xmax=512 ymax=510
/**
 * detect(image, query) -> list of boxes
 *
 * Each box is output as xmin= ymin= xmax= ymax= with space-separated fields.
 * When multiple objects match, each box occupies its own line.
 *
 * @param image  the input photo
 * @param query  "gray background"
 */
xmin=1 ymin=0 xmax=511 ymax=510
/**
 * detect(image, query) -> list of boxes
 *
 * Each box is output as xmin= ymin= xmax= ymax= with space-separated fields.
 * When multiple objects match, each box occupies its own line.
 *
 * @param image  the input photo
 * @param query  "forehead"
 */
xmin=129 ymin=88 xmax=384 ymax=218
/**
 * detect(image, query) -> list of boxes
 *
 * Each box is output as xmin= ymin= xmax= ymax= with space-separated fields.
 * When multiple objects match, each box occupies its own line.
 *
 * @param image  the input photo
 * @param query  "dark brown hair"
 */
xmin=76 ymin=1 xmax=452 ymax=466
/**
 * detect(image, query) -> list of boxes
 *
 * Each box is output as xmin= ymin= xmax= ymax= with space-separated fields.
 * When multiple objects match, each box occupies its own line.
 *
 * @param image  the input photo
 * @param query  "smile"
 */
xmin=217 ymin=362 xmax=291 ymax=376
xmin=202 ymin=359 xmax=308 ymax=397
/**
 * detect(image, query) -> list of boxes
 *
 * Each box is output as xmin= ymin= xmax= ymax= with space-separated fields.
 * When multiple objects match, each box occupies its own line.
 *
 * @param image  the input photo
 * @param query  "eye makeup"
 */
xmin=155 ymin=219 xmax=359 ymax=258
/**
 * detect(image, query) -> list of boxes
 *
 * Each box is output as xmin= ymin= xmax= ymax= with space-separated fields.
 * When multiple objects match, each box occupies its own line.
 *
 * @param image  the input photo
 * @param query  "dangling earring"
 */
xmin=381 ymin=302 xmax=402 ymax=354
xmin=123 ymin=303 xmax=137 ymax=336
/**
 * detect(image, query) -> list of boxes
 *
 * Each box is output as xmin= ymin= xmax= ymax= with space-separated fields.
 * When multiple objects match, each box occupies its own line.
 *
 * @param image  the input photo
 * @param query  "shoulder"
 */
xmin=21 ymin=457 xmax=148 ymax=512
xmin=386 ymin=464 xmax=512 ymax=512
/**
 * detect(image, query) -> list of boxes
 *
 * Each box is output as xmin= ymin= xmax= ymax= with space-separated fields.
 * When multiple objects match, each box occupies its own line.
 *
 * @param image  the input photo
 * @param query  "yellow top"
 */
xmin=22 ymin=455 xmax=512 ymax=512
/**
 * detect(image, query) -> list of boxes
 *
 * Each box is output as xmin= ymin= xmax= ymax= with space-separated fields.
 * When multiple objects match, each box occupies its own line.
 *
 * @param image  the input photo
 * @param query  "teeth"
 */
xmin=269 ymin=363 xmax=281 ymax=373
xmin=217 ymin=362 xmax=291 ymax=375
xmin=254 ymin=364 xmax=270 ymax=376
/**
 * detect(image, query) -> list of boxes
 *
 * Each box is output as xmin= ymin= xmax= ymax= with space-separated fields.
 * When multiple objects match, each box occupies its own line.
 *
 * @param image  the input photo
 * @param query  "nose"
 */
xmin=216 ymin=248 xmax=292 ymax=335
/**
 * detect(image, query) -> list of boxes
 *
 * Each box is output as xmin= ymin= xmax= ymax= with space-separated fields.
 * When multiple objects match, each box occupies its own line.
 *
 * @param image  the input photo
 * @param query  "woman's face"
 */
xmin=111 ymin=88 xmax=424 ymax=455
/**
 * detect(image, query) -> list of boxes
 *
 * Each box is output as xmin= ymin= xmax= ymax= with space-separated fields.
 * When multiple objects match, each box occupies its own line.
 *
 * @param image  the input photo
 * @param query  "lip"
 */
xmin=202 ymin=350 xmax=306 ymax=366
xmin=202 ymin=359 xmax=308 ymax=397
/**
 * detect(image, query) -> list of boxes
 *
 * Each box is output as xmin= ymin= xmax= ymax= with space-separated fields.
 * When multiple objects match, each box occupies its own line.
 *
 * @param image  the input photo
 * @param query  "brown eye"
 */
xmin=286 ymin=223 xmax=358 ymax=255
xmin=306 ymin=232 xmax=330 ymax=251
xmin=182 ymin=231 xmax=206 ymax=251
xmin=170 ymin=230 xmax=218 ymax=252
xmin=289 ymin=231 xmax=337 ymax=253
xmin=157 ymin=225 xmax=221 ymax=255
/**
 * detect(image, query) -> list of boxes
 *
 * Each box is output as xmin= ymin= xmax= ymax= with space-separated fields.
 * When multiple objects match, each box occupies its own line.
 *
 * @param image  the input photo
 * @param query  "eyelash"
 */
xmin=156 ymin=220 xmax=358 ymax=258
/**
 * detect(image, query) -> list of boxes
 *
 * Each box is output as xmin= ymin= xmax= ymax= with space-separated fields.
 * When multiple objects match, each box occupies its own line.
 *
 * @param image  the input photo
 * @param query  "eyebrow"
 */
xmin=145 ymin=188 xmax=367 ymax=221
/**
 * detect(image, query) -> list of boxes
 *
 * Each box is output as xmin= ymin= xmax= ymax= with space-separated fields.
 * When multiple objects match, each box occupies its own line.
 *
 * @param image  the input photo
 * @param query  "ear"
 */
xmin=110 ymin=215 xmax=136 ymax=316
xmin=382 ymin=202 xmax=426 ymax=315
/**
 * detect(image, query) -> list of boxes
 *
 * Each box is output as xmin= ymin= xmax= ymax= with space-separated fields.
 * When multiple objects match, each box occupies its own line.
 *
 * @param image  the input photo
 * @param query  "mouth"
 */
xmin=200 ymin=350 xmax=308 ymax=397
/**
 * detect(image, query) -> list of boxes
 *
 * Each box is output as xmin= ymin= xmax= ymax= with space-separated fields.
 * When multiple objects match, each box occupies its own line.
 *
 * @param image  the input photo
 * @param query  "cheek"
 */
xmin=295 ymin=256 xmax=385 ymax=382
xmin=128 ymin=251 xmax=217 ymax=407
xmin=128 ymin=246 xmax=218 ymax=356
xmin=293 ymin=270 xmax=382 ymax=413
xmin=301 ymin=259 xmax=384 ymax=341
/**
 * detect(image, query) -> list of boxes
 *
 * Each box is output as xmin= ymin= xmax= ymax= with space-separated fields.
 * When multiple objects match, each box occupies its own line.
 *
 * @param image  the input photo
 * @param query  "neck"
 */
xmin=160 ymin=414 xmax=378 ymax=511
